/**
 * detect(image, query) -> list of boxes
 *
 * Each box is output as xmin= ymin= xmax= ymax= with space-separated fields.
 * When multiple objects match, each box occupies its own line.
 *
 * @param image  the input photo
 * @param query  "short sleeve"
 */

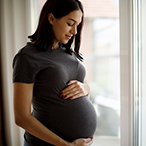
xmin=13 ymin=53 xmax=39 ymax=83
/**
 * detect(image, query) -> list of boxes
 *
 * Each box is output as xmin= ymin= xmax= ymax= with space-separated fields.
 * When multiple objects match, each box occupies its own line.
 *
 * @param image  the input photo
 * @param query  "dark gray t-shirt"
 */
xmin=13 ymin=43 xmax=97 ymax=146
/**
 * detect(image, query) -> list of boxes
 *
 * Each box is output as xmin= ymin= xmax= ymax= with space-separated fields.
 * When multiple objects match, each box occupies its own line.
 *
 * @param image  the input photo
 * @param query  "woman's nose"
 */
xmin=71 ymin=26 xmax=77 ymax=35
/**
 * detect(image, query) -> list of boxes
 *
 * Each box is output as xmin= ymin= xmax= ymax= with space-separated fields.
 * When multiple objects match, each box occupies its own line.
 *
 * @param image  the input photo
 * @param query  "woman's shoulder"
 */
xmin=13 ymin=42 xmax=40 ymax=69
xmin=12 ymin=43 xmax=40 ymax=83
xmin=18 ymin=42 xmax=39 ymax=55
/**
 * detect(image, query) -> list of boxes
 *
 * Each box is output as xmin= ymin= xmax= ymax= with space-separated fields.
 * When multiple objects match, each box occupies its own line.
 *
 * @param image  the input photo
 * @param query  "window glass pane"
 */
xmin=33 ymin=1 xmax=120 ymax=146
xmin=81 ymin=0 xmax=120 ymax=146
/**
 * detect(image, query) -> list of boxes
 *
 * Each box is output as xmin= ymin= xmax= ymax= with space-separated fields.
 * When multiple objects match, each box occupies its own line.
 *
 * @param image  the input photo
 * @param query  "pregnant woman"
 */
xmin=13 ymin=0 xmax=97 ymax=146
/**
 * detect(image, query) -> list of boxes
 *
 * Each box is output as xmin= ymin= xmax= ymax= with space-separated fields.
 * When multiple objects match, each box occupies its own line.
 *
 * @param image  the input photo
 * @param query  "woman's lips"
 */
xmin=65 ymin=35 xmax=72 ymax=39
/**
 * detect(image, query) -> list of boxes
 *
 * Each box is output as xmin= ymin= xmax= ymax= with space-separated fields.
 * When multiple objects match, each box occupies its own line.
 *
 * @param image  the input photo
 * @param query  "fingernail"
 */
xmin=70 ymin=97 xmax=73 ymax=99
xmin=66 ymin=82 xmax=70 ymax=85
xmin=63 ymin=96 xmax=67 ymax=99
xmin=60 ymin=94 xmax=63 ymax=98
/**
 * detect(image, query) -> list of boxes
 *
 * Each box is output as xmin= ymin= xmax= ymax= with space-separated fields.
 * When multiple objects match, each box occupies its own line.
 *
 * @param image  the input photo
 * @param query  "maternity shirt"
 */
xmin=13 ymin=43 xmax=97 ymax=146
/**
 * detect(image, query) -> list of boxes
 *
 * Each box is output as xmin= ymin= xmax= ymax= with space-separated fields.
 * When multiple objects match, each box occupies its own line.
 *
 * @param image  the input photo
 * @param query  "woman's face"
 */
xmin=49 ymin=10 xmax=82 ymax=48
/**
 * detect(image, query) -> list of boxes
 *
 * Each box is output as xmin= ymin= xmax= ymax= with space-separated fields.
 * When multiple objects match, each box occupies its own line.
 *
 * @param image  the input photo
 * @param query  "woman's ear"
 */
xmin=48 ymin=13 xmax=55 ymax=25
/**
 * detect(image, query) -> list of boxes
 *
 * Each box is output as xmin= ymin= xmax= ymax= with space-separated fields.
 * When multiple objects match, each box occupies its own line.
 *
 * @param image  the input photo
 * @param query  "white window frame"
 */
xmin=141 ymin=1 xmax=146 ymax=145
xmin=120 ymin=0 xmax=134 ymax=146
xmin=133 ymin=0 xmax=146 ymax=146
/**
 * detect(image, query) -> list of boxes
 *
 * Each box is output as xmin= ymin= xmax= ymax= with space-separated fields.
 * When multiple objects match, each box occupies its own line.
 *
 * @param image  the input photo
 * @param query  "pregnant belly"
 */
xmin=33 ymin=96 xmax=97 ymax=142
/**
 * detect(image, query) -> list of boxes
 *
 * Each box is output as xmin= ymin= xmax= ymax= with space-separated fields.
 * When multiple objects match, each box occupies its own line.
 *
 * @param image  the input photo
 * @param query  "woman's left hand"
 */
xmin=60 ymin=80 xmax=90 ymax=100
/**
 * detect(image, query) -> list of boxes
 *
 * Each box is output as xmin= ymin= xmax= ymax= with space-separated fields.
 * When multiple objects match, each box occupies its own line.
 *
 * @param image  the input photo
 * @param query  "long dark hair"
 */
xmin=28 ymin=0 xmax=84 ymax=61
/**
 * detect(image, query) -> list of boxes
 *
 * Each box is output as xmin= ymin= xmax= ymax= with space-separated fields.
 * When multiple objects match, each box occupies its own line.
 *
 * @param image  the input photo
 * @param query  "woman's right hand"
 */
xmin=69 ymin=137 xmax=93 ymax=146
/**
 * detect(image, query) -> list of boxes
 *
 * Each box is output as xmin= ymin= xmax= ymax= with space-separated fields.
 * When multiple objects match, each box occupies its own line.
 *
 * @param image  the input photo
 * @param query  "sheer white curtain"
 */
xmin=0 ymin=0 xmax=32 ymax=145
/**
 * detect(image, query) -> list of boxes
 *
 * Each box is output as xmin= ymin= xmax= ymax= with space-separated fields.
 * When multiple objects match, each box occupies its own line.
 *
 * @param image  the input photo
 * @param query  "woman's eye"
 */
xmin=67 ymin=23 xmax=73 ymax=26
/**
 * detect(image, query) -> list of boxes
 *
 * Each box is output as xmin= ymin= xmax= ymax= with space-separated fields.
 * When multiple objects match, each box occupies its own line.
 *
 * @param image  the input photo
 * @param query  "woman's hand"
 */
xmin=69 ymin=137 xmax=93 ymax=146
xmin=60 ymin=80 xmax=90 ymax=100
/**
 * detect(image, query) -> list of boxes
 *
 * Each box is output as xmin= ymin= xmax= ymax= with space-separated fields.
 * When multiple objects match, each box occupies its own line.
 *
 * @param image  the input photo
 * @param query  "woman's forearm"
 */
xmin=16 ymin=114 xmax=70 ymax=146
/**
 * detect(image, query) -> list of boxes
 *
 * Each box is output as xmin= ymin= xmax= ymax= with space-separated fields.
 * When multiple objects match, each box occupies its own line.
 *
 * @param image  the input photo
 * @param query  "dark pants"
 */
xmin=24 ymin=140 xmax=29 ymax=146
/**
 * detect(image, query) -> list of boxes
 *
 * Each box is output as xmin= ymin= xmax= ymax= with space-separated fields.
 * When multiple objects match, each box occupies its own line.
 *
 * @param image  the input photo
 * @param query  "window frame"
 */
xmin=120 ymin=0 xmax=134 ymax=146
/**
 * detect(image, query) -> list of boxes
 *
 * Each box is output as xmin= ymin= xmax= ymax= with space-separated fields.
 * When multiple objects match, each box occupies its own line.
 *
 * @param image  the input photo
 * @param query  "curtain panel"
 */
xmin=0 ymin=0 xmax=5 ymax=145
xmin=0 ymin=57 xmax=4 ymax=146
xmin=0 ymin=0 xmax=32 ymax=145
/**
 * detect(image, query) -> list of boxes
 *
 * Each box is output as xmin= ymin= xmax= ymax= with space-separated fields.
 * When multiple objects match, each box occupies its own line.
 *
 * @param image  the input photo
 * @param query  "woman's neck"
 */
xmin=52 ymin=42 xmax=59 ymax=49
